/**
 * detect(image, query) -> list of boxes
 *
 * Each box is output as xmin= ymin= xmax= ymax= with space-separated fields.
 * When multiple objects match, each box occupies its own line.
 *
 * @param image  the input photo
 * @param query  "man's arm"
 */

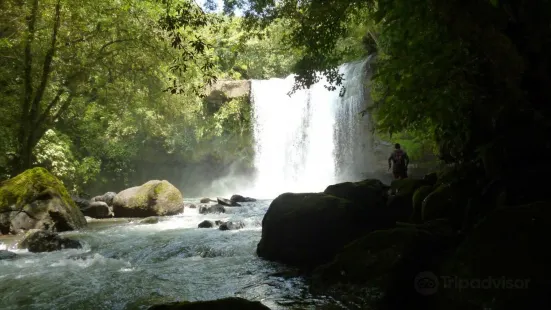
xmin=404 ymin=152 xmax=410 ymax=167
xmin=388 ymin=153 xmax=393 ymax=169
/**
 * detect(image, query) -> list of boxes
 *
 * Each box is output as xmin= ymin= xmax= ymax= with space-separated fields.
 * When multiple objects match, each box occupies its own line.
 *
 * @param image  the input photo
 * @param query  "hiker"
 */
xmin=388 ymin=143 xmax=409 ymax=179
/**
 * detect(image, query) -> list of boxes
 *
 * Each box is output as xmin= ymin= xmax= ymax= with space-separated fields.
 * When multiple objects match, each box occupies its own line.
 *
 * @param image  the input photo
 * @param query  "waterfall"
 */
xmin=250 ymin=58 xmax=374 ymax=198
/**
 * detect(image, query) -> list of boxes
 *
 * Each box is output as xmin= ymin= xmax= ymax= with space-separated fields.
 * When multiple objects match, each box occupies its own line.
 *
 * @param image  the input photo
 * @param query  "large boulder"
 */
xmin=81 ymin=201 xmax=113 ymax=219
xmin=323 ymin=179 xmax=388 ymax=207
xmin=433 ymin=201 xmax=551 ymax=310
xmin=386 ymin=178 xmax=429 ymax=222
xmin=91 ymin=192 xmax=116 ymax=206
xmin=148 ymin=297 xmax=270 ymax=310
xmin=411 ymin=185 xmax=434 ymax=223
xmin=0 ymin=168 xmax=86 ymax=235
xmin=112 ymin=180 xmax=184 ymax=218
xmin=314 ymin=221 xmax=454 ymax=291
xmin=257 ymin=192 xmax=395 ymax=268
xmin=18 ymin=229 xmax=82 ymax=252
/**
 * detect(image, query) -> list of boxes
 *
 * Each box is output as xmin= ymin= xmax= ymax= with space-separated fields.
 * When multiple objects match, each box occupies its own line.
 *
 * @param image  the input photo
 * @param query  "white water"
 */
xmin=0 ymin=200 xmax=342 ymax=310
xmin=249 ymin=58 xmax=374 ymax=198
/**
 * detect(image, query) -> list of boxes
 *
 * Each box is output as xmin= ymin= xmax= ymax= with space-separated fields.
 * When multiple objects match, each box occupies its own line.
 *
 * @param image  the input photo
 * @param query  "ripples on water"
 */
xmin=0 ymin=199 xmax=346 ymax=310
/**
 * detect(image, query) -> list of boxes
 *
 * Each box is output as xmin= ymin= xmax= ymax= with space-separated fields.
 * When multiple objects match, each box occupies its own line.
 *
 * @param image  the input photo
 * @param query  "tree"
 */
xmin=0 ymin=0 xmax=216 ymax=175
xmin=227 ymin=0 xmax=551 ymax=185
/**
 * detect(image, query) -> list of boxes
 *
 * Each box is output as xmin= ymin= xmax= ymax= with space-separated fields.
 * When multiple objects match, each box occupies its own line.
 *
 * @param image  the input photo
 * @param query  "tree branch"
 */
xmin=34 ymin=88 xmax=64 ymax=132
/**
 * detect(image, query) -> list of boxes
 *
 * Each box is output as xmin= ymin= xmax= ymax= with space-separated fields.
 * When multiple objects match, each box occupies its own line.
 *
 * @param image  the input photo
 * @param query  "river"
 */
xmin=0 ymin=199 xmax=347 ymax=310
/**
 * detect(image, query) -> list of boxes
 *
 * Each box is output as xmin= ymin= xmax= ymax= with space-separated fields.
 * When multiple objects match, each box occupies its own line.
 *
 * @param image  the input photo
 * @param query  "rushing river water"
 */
xmin=0 ymin=199 xmax=344 ymax=310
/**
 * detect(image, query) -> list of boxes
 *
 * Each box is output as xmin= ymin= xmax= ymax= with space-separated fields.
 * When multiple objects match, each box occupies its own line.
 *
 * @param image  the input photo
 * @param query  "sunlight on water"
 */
xmin=248 ymin=58 xmax=373 ymax=198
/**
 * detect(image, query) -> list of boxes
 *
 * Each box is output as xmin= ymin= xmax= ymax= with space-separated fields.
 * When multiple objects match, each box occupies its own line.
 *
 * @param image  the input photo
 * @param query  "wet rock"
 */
xmin=199 ymin=198 xmax=215 ymax=203
xmin=0 ymin=167 xmax=87 ymax=235
xmin=198 ymin=220 xmax=215 ymax=228
xmin=139 ymin=216 xmax=160 ymax=224
xmin=91 ymin=192 xmax=117 ymax=206
xmin=217 ymin=197 xmax=241 ymax=207
xmin=72 ymin=196 xmax=91 ymax=209
xmin=147 ymin=297 xmax=270 ymax=310
xmin=219 ymin=221 xmax=245 ymax=231
xmin=112 ymin=180 xmax=184 ymax=217
xmin=257 ymin=192 xmax=395 ymax=269
xmin=198 ymin=204 xmax=225 ymax=214
xmin=411 ymin=185 xmax=434 ymax=223
xmin=18 ymin=229 xmax=82 ymax=252
xmin=324 ymin=179 xmax=388 ymax=207
xmin=386 ymin=178 xmax=429 ymax=222
xmin=432 ymin=201 xmax=551 ymax=309
xmin=81 ymin=201 xmax=114 ymax=219
xmin=0 ymin=250 xmax=17 ymax=260
xmin=230 ymin=194 xmax=256 ymax=203
xmin=185 ymin=203 xmax=197 ymax=209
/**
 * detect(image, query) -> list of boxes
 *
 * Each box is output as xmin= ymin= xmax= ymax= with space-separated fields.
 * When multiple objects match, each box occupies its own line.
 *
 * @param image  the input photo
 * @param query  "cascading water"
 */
xmin=250 ymin=57 xmax=374 ymax=198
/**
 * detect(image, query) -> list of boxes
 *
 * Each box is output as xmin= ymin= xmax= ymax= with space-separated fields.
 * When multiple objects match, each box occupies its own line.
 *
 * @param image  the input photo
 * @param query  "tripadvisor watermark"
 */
xmin=414 ymin=271 xmax=530 ymax=296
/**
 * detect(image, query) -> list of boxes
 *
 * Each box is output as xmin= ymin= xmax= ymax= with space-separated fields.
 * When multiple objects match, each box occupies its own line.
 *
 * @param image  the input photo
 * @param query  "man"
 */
xmin=388 ymin=143 xmax=409 ymax=179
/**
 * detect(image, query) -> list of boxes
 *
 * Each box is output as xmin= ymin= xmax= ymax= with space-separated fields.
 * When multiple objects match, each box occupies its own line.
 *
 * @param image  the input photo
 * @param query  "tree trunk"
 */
xmin=13 ymin=0 xmax=62 ymax=176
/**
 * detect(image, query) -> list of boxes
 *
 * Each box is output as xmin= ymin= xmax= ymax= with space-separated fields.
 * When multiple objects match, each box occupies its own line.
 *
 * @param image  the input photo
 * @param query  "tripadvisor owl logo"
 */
xmin=414 ymin=271 xmax=439 ymax=295
xmin=413 ymin=271 xmax=531 ymax=295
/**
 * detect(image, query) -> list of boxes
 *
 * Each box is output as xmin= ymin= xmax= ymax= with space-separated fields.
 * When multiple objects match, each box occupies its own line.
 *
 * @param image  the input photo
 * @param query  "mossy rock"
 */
xmin=324 ymin=179 xmax=388 ymax=208
xmin=112 ymin=180 xmax=184 ymax=218
xmin=148 ymin=297 xmax=270 ymax=310
xmin=0 ymin=167 xmax=86 ymax=235
xmin=421 ymin=183 xmax=468 ymax=229
xmin=313 ymin=219 xmax=456 ymax=289
xmin=434 ymin=201 xmax=551 ymax=310
xmin=411 ymin=185 xmax=434 ymax=223
xmin=387 ymin=178 xmax=428 ymax=222
xmin=257 ymin=192 xmax=395 ymax=269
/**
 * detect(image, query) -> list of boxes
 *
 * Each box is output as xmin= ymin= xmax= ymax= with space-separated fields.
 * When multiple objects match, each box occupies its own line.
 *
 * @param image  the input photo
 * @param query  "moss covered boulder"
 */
xmin=313 ymin=220 xmax=455 ymax=287
xmin=112 ymin=180 xmax=184 ymax=217
xmin=411 ymin=185 xmax=434 ymax=223
xmin=387 ymin=178 xmax=428 ymax=222
xmin=148 ymin=297 xmax=270 ymax=310
xmin=0 ymin=168 xmax=86 ymax=235
xmin=257 ymin=192 xmax=395 ymax=268
xmin=324 ymin=179 xmax=388 ymax=207
xmin=433 ymin=201 xmax=551 ymax=310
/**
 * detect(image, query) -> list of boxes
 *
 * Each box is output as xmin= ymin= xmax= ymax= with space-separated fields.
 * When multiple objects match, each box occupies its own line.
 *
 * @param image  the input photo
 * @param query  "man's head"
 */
xmin=394 ymin=143 xmax=401 ymax=149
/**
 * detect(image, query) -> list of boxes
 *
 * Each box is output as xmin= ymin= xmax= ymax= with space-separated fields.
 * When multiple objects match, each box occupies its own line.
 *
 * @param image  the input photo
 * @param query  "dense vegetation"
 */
xmin=2 ymin=0 xmax=549 ymax=201
xmin=0 ymin=0 xmax=296 ymax=195
xmin=226 ymin=0 xmax=550 ymax=202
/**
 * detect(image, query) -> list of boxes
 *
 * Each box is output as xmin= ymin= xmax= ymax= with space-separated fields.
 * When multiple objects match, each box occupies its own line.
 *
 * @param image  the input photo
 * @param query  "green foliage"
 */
xmin=233 ymin=0 xmax=551 ymax=179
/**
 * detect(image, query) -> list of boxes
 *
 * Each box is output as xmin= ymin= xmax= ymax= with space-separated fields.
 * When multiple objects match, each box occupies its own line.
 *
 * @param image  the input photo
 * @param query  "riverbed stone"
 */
xmin=219 ymin=221 xmax=245 ymax=231
xmin=139 ymin=216 xmax=160 ymax=224
xmin=0 ymin=250 xmax=17 ymax=260
xmin=198 ymin=204 xmax=225 ymax=214
xmin=81 ymin=201 xmax=114 ymax=219
xmin=217 ymin=197 xmax=241 ymax=207
xmin=0 ymin=167 xmax=87 ymax=235
xmin=91 ymin=192 xmax=117 ymax=206
xmin=257 ymin=192 xmax=395 ymax=268
xmin=198 ymin=220 xmax=215 ymax=228
xmin=18 ymin=229 xmax=82 ymax=252
xmin=147 ymin=297 xmax=270 ymax=310
xmin=112 ymin=180 xmax=184 ymax=217
xmin=230 ymin=194 xmax=256 ymax=203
